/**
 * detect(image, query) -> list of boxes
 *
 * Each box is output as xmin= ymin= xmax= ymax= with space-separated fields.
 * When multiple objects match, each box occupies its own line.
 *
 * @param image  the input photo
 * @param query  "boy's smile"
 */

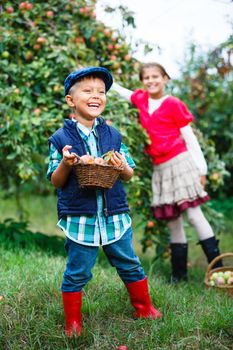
xmin=66 ymin=77 xmax=106 ymax=127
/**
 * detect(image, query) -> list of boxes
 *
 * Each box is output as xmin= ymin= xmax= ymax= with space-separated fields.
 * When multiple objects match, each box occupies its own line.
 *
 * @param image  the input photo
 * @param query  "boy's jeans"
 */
xmin=62 ymin=227 xmax=145 ymax=292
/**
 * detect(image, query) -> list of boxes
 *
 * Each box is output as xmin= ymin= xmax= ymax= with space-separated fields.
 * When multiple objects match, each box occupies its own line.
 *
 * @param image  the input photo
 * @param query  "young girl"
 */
xmin=112 ymin=62 xmax=222 ymax=283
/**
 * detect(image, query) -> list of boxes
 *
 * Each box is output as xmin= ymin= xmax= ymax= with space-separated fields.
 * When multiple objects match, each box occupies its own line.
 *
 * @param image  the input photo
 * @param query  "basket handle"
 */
xmin=206 ymin=252 xmax=233 ymax=276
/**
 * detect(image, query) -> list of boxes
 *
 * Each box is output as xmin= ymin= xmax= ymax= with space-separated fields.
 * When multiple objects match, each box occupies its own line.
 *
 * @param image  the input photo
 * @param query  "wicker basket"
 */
xmin=74 ymin=162 xmax=123 ymax=189
xmin=204 ymin=252 xmax=233 ymax=296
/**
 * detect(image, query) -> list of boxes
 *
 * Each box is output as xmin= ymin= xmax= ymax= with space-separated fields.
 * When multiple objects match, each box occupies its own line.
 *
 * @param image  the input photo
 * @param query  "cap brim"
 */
xmin=64 ymin=67 xmax=113 ymax=95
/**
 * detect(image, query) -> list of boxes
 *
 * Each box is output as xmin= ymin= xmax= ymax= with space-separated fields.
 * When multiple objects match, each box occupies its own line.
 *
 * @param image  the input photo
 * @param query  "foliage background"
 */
xmin=0 ymin=0 xmax=232 ymax=258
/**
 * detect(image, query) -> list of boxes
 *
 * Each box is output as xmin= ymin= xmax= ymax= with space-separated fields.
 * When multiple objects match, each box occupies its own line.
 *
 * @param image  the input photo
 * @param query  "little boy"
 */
xmin=47 ymin=67 xmax=161 ymax=337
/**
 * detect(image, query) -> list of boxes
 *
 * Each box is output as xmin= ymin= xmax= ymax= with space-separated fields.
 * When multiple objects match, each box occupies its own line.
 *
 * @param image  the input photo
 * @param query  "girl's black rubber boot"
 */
xmin=170 ymin=243 xmax=188 ymax=283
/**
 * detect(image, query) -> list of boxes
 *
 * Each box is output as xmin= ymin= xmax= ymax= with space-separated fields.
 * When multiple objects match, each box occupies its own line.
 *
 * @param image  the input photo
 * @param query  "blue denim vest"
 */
xmin=49 ymin=118 xmax=129 ymax=218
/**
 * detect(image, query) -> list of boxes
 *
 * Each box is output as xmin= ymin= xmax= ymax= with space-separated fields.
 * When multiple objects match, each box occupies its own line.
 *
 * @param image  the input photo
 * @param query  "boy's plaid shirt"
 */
xmin=47 ymin=119 xmax=135 ymax=246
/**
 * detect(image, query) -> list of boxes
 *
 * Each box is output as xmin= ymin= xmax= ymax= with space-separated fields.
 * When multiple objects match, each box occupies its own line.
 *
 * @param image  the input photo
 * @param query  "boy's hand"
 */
xmin=62 ymin=145 xmax=78 ymax=167
xmin=108 ymin=151 xmax=133 ymax=181
xmin=108 ymin=151 xmax=127 ymax=170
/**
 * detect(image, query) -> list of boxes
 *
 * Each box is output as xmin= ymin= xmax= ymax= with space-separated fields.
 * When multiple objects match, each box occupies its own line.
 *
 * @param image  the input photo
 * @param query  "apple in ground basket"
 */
xmin=209 ymin=271 xmax=233 ymax=286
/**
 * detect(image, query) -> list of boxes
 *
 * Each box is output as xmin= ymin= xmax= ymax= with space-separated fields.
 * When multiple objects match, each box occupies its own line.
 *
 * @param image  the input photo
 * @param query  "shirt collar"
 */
xmin=72 ymin=118 xmax=99 ymax=138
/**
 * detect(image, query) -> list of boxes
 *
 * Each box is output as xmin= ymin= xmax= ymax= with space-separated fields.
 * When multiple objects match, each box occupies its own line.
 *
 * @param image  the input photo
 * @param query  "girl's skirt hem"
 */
xmin=152 ymin=194 xmax=210 ymax=220
xmin=151 ymin=152 xmax=210 ymax=220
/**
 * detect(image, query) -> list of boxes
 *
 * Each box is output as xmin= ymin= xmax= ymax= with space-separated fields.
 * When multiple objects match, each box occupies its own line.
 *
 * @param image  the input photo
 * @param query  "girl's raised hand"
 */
xmin=62 ymin=145 xmax=78 ymax=166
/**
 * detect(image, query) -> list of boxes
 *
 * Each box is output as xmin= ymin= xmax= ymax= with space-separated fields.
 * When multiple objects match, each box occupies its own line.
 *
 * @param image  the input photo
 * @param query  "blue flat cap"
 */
xmin=64 ymin=66 xmax=113 ymax=95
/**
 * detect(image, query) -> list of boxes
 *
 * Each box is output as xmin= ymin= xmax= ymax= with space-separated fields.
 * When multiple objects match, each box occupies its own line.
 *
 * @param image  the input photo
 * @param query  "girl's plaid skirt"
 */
xmin=151 ymin=151 xmax=210 ymax=220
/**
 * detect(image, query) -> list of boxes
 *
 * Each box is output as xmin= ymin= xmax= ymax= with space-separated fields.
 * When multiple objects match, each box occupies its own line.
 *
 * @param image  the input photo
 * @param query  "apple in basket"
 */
xmin=79 ymin=155 xmax=95 ymax=164
xmin=78 ymin=151 xmax=115 ymax=165
xmin=209 ymin=270 xmax=233 ymax=286
xmin=94 ymin=157 xmax=105 ymax=165
xmin=223 ymin=271 xmax=232 ymax=281
xmin=77 ymin=150 xmax=124 ymax=175
xmin=102 ymin=150 xmax=115 ymax=164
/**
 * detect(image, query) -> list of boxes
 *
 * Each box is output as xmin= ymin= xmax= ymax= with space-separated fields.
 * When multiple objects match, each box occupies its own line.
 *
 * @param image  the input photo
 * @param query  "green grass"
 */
xmin=0 ymin=194 xmax=233 ymax=350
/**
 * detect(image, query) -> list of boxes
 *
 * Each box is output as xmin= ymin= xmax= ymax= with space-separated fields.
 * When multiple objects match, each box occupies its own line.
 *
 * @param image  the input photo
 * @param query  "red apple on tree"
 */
xmin=6 ymin=7 xmax=14 ymax=13
xmin=75 ymin=37 xmax=84 ymax=44
xmin=110 ymin=55 xmax=117 ymax=61
xmin=79 ymin=7 xmax=88 ymax=14
xmin=147 ymin=220 xmax=155 ymax=228
xmin=103 ymin=28 xmax=112 ymax=37
xmin=46 ymin=11 xmax=54 ymax=18
xmin=33 ymin=44 xmax=41 ymax=51
xmin=124 ymin=54 xmax=131 ymax=61
xmin=37 ymin=37 xmax=46 ymax=44
xmin=115 ymin=43 xmax=122 ymax=50
xmin=34 ymin=108 xmax=41 ymax=115
xmin=26 ymin=2 xmax=33 ymax=10
xmin=19 ymin=2 xmax=27 ymax=10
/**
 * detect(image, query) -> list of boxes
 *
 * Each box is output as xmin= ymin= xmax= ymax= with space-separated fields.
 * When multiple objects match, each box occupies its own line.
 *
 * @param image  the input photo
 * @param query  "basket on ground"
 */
xmin=204 ymin=252 xmax=233 ymax=296
xmin=74 ymin=162 xmax=123 ymax=189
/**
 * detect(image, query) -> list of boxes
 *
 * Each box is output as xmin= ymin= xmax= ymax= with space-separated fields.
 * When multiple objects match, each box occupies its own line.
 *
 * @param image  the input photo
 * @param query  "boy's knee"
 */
xmin=62 ymin=271 xmax=92 ymax=291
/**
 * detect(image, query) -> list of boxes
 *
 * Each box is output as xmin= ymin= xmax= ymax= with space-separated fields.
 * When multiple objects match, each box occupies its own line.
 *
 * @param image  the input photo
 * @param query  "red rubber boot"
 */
xmin=125 ymin=277 xmax=162 ymax=319
xmin=62 ymin=291 xmax=82 ymax=337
